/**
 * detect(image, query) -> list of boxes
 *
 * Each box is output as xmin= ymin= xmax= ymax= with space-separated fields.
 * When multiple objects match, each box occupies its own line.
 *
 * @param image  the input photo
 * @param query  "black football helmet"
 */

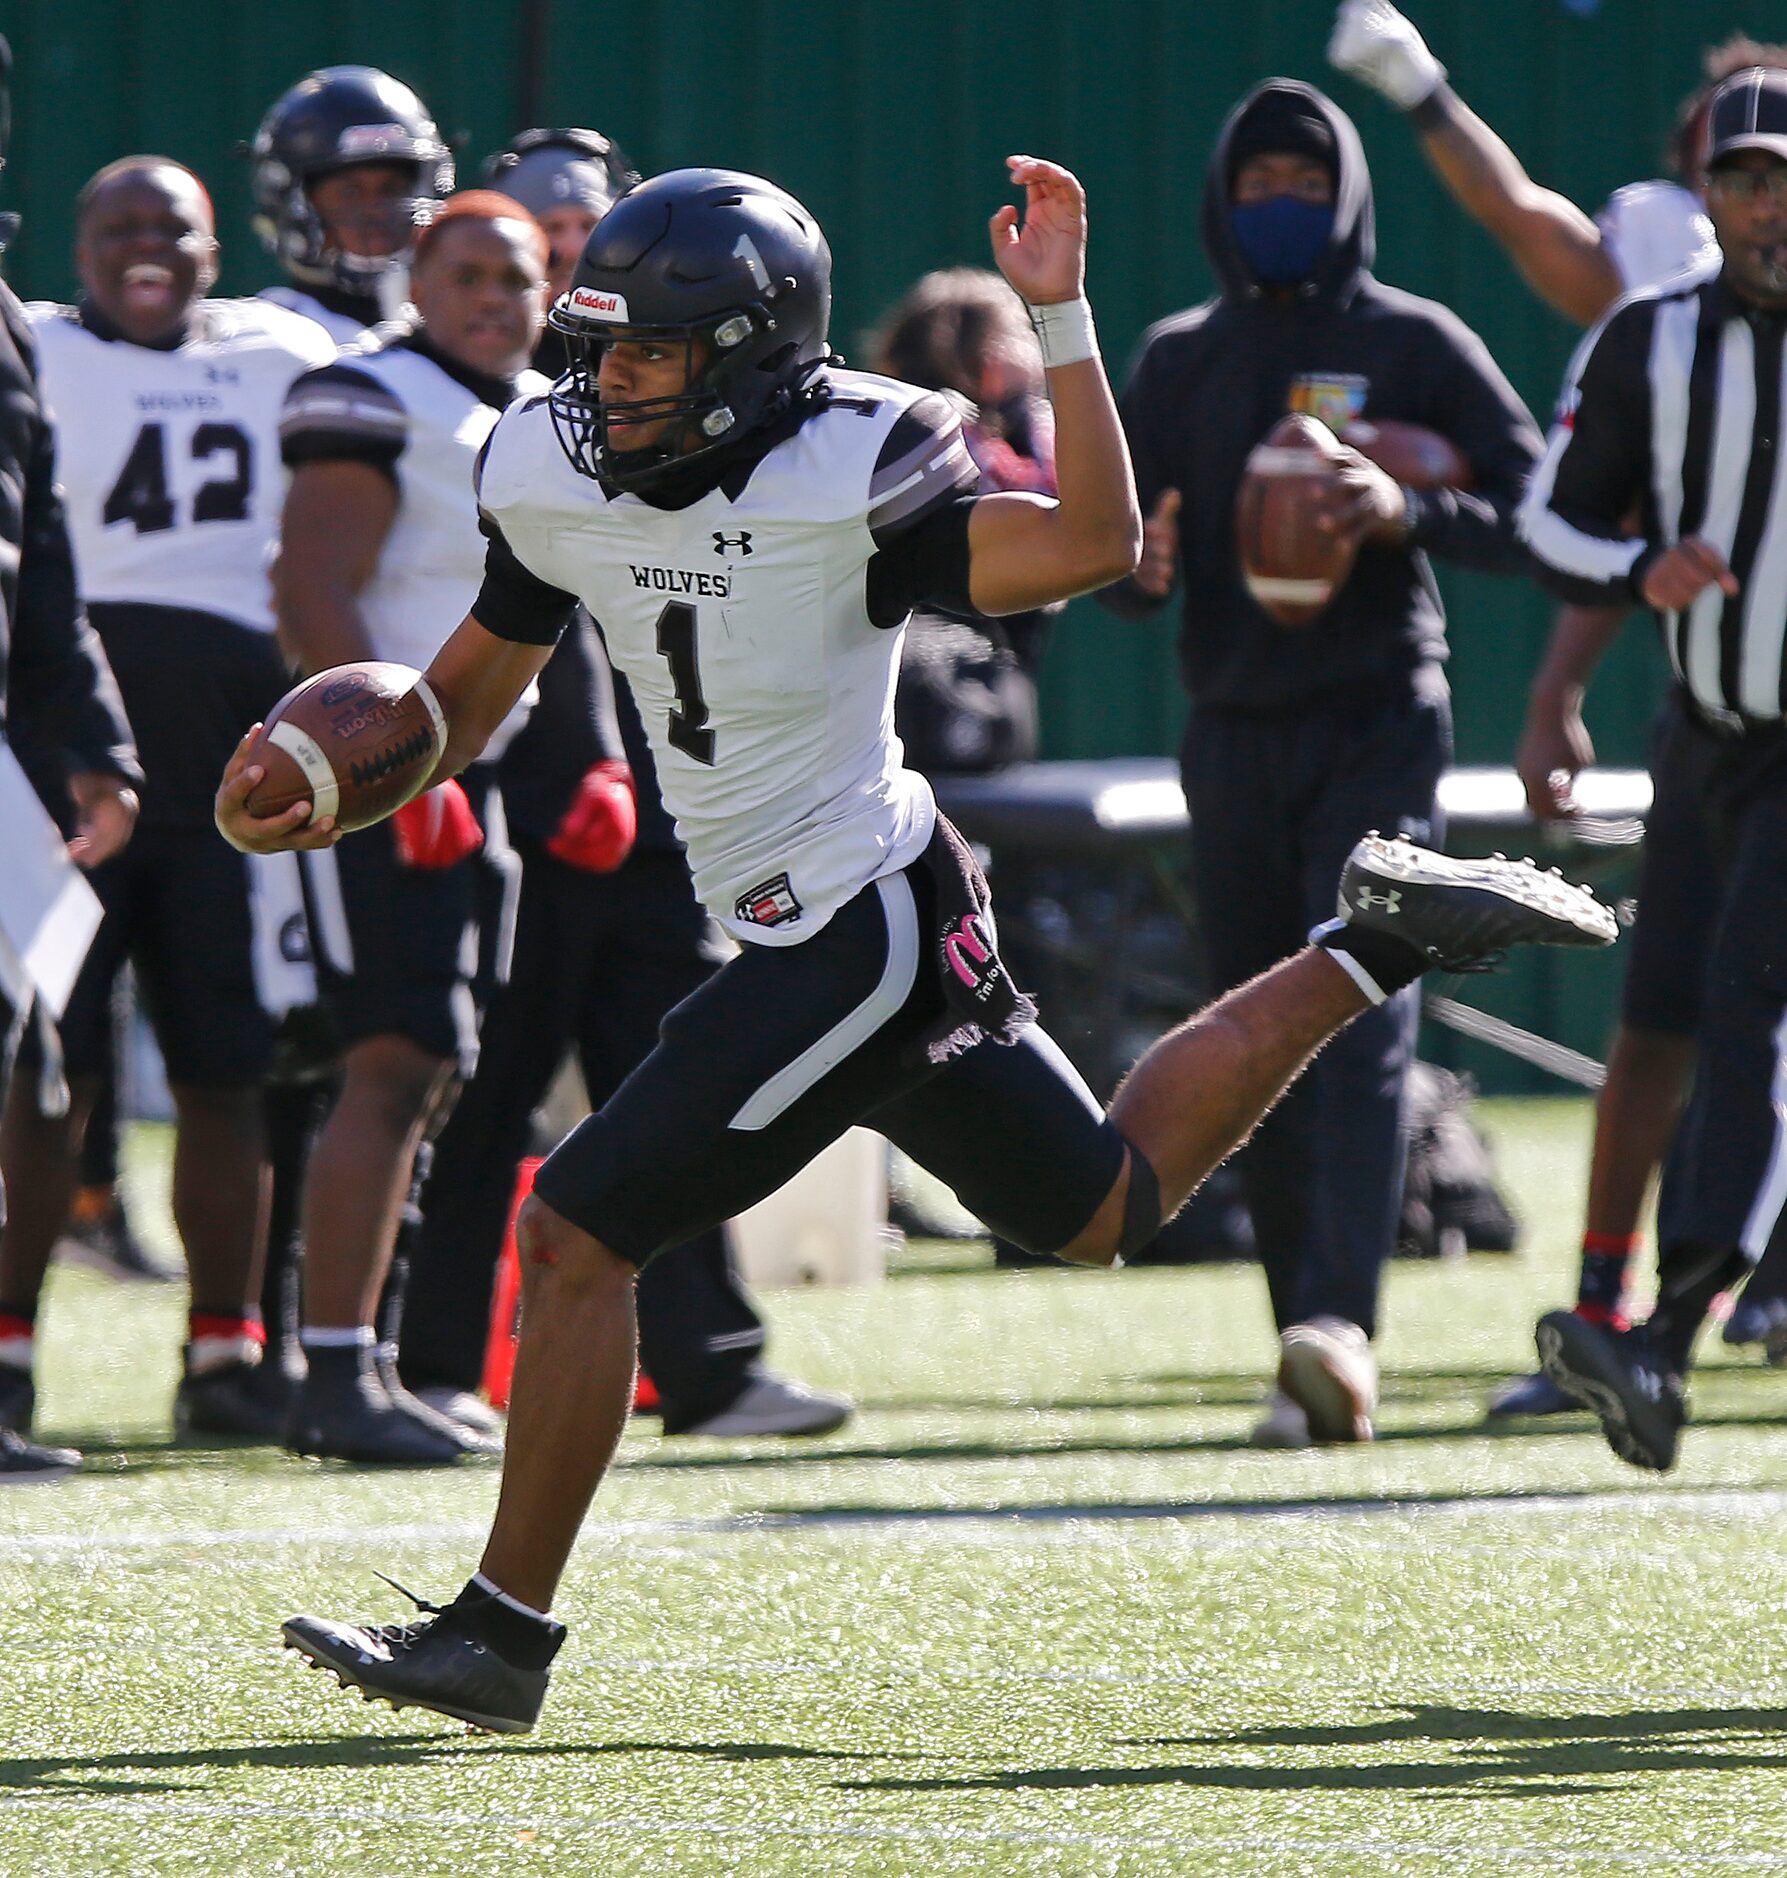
xmin=547 ymin=167 xmax=832 ymax=492
xmin=250 ymin=65 xmax=454 ymax=291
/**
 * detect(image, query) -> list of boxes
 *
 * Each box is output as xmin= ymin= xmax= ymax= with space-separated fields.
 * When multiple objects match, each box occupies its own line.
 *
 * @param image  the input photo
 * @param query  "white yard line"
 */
xmin=7 ymin=1483 xmax=1787 ymax=1557
xmin=0 ymin=1793 xmax=1781 ymax=1869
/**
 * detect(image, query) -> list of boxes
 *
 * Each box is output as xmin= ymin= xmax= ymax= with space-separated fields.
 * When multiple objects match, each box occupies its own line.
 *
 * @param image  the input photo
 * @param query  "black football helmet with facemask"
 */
xmin=547 ymin=168 xmax=832 ymax=493
xmin=250 ymin=65 xmax=454 ymax=293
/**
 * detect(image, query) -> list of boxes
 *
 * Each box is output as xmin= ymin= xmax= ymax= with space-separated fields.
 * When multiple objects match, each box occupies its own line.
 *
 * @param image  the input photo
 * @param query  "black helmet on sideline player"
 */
xmin=250 ymin=65 xmax=454 ymax=292
xmin=546 ymin=167 xmax=831 ymax=492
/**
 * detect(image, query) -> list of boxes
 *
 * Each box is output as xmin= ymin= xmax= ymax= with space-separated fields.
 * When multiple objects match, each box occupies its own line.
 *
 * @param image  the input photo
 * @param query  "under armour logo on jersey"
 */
xmin=713 ymin=531 xmax=754 ymax=558
xmin=1352 ymin=887 xmax=1402 ymax=915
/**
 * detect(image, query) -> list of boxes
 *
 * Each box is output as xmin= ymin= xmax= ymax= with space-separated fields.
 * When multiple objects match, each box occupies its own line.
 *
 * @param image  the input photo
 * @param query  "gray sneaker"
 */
xmin=1338 ymin=834 xmax=1618 ymax=972
xmin=1278 ymin=1317 xmax=1377 ymax=1443
xmin=0 ymin=1426 xmax=80 ymax=1481
xmin=675 ymin=1373 xmax=853 ymax=1438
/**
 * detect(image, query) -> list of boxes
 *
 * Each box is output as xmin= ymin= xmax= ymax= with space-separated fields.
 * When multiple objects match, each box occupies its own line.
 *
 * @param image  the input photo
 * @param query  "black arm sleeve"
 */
xmin=10 ymin=398 xmax=140 ymax=786
xmin=1398 ymin=312 xmax=1544 ymax=576
xmin=865 ymin=495 xmax=977 ymax=627
xmin=1520 ymin=304 xmax=1658 ymax=605
xmin=472 ymin=511 xmax=581 ymax=646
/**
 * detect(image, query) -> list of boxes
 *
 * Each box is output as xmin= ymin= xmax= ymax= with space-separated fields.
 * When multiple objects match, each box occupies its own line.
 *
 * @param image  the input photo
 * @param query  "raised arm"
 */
xmin=964 ymin=157 xmax=1142 ymax=616
xmin=1329 ymin=0 xmax=1623 ymax=326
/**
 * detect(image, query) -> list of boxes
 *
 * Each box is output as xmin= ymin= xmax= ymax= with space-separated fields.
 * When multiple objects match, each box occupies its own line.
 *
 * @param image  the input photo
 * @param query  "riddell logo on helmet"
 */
xmin=337 ymin=124 xmax=410 ymax=156
xmin=568 ymin=286 xmax=629 ymax=321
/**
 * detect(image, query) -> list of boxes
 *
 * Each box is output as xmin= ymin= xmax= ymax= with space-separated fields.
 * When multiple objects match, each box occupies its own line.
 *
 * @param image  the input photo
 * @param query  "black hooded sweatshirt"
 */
xmin=1100 ymin=80 xmax=1542 ymax=713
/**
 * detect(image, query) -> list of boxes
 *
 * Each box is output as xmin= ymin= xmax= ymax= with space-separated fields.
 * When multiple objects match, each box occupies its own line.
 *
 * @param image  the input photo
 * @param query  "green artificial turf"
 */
xmin=3 ymin=1099 xmax=1786 ymax=1876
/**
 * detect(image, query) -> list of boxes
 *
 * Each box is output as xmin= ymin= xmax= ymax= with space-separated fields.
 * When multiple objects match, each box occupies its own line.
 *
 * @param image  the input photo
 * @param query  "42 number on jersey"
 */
xmin=102 ymin=420 xmax=253 ymax=535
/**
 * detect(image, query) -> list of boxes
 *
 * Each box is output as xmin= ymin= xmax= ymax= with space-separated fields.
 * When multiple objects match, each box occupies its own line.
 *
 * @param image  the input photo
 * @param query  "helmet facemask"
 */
xmin=548 ymin=300 xmax=805 ymax=493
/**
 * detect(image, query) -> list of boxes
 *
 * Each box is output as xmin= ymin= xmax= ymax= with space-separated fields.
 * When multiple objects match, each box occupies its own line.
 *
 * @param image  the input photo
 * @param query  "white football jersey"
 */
xmin=478 ymin=370 xmax=979 ymax=946
xmin=281 ymin=331 xmax=550 ymax=755
xmin=24 ymin=298 xmax=334 ymax=630
xmin=1597 ymin=180 xmax=1717 ymax=293
xmin=260 ymin=282 xmax=396 ymax=348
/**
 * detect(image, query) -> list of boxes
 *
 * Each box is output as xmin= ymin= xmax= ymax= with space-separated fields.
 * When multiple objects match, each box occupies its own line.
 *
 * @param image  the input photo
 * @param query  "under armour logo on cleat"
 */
xmin=713 ymin=531 xmax=754 ymax=558
xmin=1352 ymin=887 xmax=1402 ymax=914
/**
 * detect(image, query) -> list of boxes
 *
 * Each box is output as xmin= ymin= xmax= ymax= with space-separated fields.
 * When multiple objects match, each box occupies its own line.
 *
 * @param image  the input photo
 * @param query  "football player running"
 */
xmin=0 ymin=158 xmax=332 ymax=1448
xmin=220 ymin=156 xmax=1615 ymax=1734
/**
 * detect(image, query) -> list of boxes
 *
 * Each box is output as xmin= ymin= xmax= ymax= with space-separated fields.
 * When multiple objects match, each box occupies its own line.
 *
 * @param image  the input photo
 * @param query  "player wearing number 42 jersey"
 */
xmin=2 ymin=159 xmax=333 ymax=1447
xmin=220 ymin=158 xmax=1616 ymax=1735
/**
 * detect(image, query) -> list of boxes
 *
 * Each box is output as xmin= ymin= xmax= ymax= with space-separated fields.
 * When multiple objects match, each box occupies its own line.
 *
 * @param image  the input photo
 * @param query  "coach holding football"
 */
xmin=1100 ymin=80 xmax=1540 ymax=1446
xmin=1526 ymin=69 xmax=1787 ymax=1472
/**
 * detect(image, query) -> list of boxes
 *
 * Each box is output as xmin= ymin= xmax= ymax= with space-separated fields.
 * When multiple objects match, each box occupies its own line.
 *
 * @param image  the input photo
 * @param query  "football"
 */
xmin=1236 ymin=413 xmax=1355 ymax=627
xmin=244 ymin=660 xmax=447 ymax=833
xmin=1342 ymin=417 xmax=1474 ymax=490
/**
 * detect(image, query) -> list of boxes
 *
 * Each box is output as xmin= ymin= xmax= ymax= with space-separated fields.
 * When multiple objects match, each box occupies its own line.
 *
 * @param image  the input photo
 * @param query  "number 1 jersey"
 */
xmin=475 ymin=370 xmax=982 ymax=946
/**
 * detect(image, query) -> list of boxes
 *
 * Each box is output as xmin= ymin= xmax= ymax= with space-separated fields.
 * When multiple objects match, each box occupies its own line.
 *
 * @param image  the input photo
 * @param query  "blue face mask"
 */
xmin=1231 ymin=196 xmax=1335 ymax=285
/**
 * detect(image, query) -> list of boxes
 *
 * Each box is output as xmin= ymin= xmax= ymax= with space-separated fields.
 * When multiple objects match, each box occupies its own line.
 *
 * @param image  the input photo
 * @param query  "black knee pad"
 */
xmin=1117 ymin=1143 xmax=1162 ymax=1259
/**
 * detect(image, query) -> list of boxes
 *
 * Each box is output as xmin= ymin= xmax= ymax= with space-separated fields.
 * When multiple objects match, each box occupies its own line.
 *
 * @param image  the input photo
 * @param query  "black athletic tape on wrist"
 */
xmin=1117 ymin=1144 xmax=1162 ymax=1259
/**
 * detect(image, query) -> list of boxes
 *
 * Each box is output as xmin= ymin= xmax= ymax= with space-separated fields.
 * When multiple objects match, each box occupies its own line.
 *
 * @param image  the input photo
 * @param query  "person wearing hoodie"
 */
xmin=1101 ymin=80 xmax=1542 ymax=1449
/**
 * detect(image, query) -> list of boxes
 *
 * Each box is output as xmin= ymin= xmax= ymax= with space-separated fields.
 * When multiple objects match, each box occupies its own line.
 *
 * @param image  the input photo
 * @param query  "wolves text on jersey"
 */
xmin=627 ymin=563 xmax=733 ymax=599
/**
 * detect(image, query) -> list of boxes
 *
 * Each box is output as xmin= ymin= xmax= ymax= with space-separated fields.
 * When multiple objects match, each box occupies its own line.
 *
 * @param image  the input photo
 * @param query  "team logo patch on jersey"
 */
xmin=736 ymin=873 xmax=803 ymax=929
xmin=1289 ymin=373 xmax=1369 ymax=430
xmin=713 ymin=531 xmax=754 ymax=558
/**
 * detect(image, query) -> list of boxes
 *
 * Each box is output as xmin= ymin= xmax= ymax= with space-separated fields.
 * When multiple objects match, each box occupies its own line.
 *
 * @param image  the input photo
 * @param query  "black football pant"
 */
xmin=1646 ymin=714 xmax=1787 ymax=1372
xmin=1181 ymin=682 xmax=1450 ymax=1341
xmin=396 ymin=843 xmax=767 ymax=1431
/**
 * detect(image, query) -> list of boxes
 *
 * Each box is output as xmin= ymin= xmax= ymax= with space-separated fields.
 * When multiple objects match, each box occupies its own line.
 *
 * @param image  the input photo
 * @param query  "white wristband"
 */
xmin=1027 ymin=296 xmax=1098 ymax=370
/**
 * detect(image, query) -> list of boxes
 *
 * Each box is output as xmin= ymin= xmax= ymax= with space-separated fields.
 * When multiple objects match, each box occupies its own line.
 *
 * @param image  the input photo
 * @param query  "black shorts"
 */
xmin=1621 ymin=692 xmax=1720 ymax=1037
xmin=532 ymin=845 xmax=1129 ymax=1264
xmin=60 ymin=823 xmax=274 ymax=1088
xmin=305 ymin=766 xmax=515 ymax=1076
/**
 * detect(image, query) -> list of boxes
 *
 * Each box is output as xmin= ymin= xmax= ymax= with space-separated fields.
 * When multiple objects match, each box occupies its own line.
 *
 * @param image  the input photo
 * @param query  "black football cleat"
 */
xmin=1536 ymin=1310 xmax=1686 ymax=1471
xmin=283 ymin=1579 xmax=561 ymax=1734
xmin=1337 ymin=834 xmax=1618 ymax=972
xmin=175 ymin=1354 xmax=293 ymax=1442
xmin=0 ymin=1426 xmax=80 ymax=1482
xmin=285 ymin=1362 xmax=498 ymax=1466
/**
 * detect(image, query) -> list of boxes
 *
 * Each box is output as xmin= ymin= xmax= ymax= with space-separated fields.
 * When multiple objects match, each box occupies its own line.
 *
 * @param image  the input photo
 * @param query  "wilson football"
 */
xmin=1236 ymin=413 xmax=1355 ymax=627
xmin=1342 ymin=418 xmax=1474 ymax=490
xmin=244 ymin=661 xmax=446 ymax=833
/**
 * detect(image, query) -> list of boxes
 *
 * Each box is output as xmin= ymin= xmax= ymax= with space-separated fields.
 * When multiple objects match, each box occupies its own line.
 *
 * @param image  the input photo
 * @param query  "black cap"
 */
xmin=1228 ymin=86 xmax=1338 ymax=188
xmin=1706 ymin=68 xmax=1787 ymax=169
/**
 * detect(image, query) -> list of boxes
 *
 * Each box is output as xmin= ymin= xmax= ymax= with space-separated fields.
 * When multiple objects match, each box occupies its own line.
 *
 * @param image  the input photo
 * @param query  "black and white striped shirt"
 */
xmin=1520 ymin=260 xmax=1787 ymax=726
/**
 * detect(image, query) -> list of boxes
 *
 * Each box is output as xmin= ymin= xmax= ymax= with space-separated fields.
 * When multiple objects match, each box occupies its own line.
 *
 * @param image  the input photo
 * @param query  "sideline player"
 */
xmin=1330 ymin=4 xmax=1787 ymax=1406
xmin=0 ymin=158 xmax=332 ymax=1443
xmin=251 ymin=65 xmax=454 ymax=342
xmin=269 ymin=191 xmax=551 ymax=1463
xmin=222 ymin=158 xmax=1614 ymax=1731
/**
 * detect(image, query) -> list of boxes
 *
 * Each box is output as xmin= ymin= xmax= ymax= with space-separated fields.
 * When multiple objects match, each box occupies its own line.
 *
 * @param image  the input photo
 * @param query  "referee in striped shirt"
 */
xmin=1520 ymin=67 xmax=1787 ymax=1472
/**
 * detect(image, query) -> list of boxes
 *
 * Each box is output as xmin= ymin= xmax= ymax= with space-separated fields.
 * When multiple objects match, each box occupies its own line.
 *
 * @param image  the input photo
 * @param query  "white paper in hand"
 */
xmin=0 ymin=742 xmax=103 ymax=1019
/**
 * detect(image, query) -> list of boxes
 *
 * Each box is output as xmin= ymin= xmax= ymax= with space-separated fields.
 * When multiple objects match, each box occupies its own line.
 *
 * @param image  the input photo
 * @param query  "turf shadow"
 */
xmin=842 ymin=1700 xmax=1787 ymax=1797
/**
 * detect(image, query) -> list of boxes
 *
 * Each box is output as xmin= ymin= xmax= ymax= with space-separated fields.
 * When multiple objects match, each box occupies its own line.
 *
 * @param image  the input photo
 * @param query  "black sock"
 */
xmin=1647 ymin=1243 xmax=1749 ymax=1376
xmin=1314 ymin=921 xmax=1426 ymax=999
xmin=302 ymin=1342 xmax=372 ymax=1393
xmin=453 ymin=1578 xmax=566 ymax=1670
